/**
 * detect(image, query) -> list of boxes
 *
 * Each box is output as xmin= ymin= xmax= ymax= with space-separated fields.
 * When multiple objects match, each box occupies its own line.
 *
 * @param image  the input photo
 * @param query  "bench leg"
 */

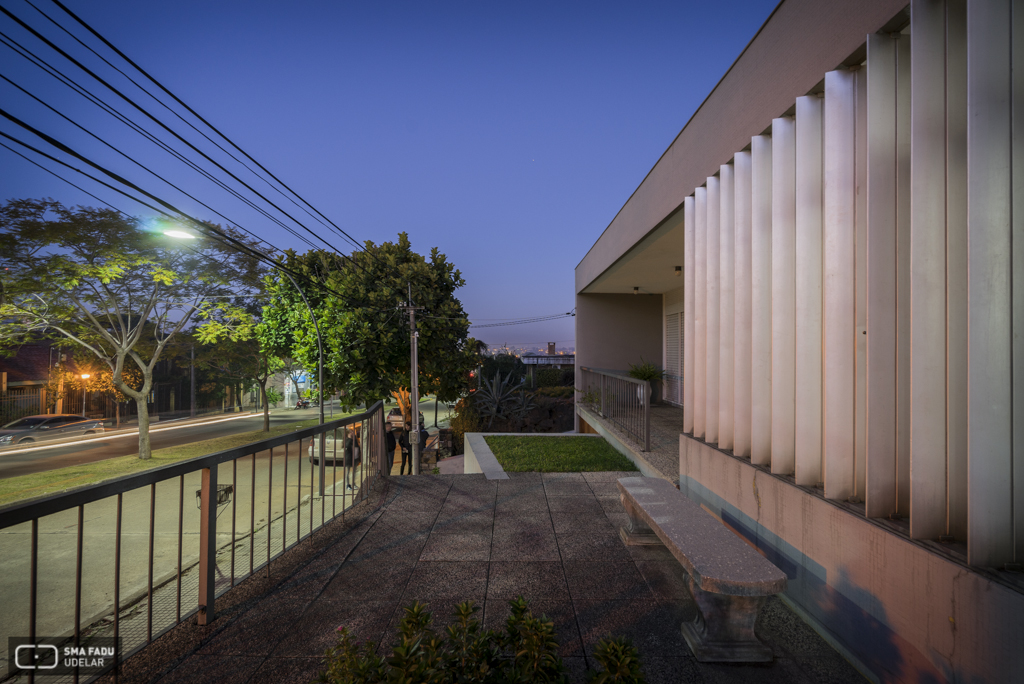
xmin=618 ymin=495 xmax=662 ymax=545
xmin=680 ymin=576 xmax=773 ymax=662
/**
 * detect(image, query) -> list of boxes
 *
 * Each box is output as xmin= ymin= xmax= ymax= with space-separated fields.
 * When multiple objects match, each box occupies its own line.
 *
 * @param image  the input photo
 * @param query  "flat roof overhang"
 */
xmin=575 ymin=0 xmax=910 ymax=296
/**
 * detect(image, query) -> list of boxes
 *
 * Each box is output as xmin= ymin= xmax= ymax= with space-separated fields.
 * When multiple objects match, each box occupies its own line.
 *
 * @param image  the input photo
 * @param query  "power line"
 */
xmin=0 ymin=3 xmax=362 ymax=266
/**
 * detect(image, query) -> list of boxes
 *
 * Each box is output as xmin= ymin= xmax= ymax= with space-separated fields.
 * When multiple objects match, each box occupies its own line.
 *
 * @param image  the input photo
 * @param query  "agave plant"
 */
xmin=474 ymin=370 xmax=530 ymax=429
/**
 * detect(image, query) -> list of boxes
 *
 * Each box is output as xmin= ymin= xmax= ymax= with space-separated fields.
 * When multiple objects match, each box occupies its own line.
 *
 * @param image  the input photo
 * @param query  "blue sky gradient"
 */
xmin=0 ymin=0 xmax=778 ymax=350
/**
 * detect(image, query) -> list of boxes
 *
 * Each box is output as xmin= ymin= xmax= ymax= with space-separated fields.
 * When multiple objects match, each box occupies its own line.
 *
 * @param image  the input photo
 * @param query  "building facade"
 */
xmin=575 ymin=1 xmax=1024 ymax=681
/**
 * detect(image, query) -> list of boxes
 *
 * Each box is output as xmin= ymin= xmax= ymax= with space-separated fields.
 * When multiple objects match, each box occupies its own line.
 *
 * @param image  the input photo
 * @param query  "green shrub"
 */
xmin=534 ymin=386 xmax=574 ymax=399
xmin=536 ymin=368 xmax=563 ymax=387
xmin=588 ymin=636 xmax=646 ymax=683
xmin=316 ymin=598 xmax=569 ymax=683
xmin=265 ymin=387 xmax=283 ymax=407
xmin=449 ymin=397 xmax=481 ymax=455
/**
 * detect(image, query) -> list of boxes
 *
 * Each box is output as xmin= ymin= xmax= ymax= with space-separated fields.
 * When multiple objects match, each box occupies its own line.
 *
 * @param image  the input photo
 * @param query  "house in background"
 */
xmin=0 ymin=343 xmax=78 ymax=417
xmin=521 ymin=342 xmax=575 ymax=385
xmin=575 ymin=0 xmax=1024 ymax=681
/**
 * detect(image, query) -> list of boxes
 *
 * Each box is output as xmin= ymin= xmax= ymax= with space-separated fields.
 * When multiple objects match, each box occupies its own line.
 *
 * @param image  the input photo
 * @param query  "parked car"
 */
xmin=386 ymin=408 xmax=425 ymax=432
xmin=0 ymin=414 xmax=105 ymax=446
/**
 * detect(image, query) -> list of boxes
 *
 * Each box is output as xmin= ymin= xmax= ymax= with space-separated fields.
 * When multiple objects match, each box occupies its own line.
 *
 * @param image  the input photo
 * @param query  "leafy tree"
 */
xmin=195 ymin=302 xmax=283 ymax=431
xmin=0 ymin=199 xmax=263 ymax=458
xmin=262 ymin=233 xmax=480 ymax=408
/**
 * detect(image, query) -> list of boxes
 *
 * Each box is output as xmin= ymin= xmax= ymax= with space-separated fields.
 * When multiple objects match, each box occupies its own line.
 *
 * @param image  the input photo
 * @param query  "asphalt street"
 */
xmin=0 ymin=405 xmax=333 ymax=479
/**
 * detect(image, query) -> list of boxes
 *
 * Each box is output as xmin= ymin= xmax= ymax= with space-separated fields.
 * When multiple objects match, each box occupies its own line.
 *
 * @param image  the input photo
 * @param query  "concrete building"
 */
xmin=574 ymin=1 xmax=1024 ymax=681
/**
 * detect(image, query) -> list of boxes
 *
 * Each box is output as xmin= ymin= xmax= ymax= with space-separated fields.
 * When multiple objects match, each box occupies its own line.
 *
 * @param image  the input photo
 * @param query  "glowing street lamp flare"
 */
xmin=163 ymin=230 xmax=195 ymax=239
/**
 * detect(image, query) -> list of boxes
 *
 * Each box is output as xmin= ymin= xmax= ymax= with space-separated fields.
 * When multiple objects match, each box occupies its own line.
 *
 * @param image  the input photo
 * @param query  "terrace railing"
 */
xmin=0 ymin=400 xmax=387 ymax=684
xmin=577 ymin=367 xmax=651 ymax=452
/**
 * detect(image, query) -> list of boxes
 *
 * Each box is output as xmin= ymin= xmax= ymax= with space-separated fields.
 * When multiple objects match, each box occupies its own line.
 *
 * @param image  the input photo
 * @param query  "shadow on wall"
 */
xmin=696 ymin=489 xmax=953 ymax=683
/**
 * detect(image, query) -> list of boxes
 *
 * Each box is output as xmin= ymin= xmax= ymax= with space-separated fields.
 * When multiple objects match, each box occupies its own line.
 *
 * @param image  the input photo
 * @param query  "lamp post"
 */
xmin=164 ymin=228 xmax=327 ymax=485
xmin=80 ymin=373 xmax=90 ymax=417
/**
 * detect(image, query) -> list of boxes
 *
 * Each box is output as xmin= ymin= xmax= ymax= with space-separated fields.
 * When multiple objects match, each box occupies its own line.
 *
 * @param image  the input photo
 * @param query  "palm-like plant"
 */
xmin=474 ymin=370 xmax=534 ymax=429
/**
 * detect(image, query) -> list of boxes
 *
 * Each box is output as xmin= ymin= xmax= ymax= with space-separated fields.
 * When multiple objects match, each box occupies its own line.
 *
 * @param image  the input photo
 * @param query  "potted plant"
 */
xmin=627 ymin=358 xmax=666 ymax=404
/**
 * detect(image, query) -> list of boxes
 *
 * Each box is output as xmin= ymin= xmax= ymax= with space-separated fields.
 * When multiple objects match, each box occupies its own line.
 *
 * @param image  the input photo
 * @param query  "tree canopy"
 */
xmin=262 ymin=232 xmax=480 ymax=407
xmin=0 ymin=198 xmax=265 ymax=458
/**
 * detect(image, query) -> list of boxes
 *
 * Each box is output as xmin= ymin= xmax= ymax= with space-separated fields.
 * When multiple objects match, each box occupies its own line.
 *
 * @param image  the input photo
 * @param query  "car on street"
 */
xmin=0 ymin=414 xmax=105 ymax=446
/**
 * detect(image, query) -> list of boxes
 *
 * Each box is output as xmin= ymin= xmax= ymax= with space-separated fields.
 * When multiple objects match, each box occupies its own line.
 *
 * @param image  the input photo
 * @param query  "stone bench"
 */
xmin=616 ymin=477 xmax=787 ymax=663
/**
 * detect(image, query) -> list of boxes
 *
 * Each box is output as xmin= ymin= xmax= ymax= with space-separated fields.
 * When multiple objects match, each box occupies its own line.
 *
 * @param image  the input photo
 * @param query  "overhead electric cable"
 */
xmin=0 ymin=4 xmax=363 ymax=267
xmin=0 ymin=121 xmax=371 ymax=308
xmin=0 ymin=33 xmax=326 ymax=253
xmin=46 ymin=0 xmax=370 ymax=255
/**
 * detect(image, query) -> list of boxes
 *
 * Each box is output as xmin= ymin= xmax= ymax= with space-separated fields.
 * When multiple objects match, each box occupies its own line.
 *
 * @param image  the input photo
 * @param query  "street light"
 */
xmin=163 ymin=229 xmax=328 ymax=482
xmin=80 ymin=373 xmax=90 ymax=417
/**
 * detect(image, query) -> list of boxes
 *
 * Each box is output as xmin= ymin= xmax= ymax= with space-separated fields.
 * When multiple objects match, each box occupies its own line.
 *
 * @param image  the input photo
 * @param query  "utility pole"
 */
xmin=190 ymin=344 xmax=196 ymax=419
xmin=402 ymin=283 xmax=424 ymax=475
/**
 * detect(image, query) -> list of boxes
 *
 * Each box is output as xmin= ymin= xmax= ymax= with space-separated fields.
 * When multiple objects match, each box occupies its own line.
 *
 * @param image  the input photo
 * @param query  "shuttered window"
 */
xmin=665 ymin=312 xmax=683 ymax=406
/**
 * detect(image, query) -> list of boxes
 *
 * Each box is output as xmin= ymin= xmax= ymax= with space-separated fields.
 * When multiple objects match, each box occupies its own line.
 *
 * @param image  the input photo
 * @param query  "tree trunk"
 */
xmin=115 ymin=401 xmax=120 ymax=429
xmin=136 ymin=396 xmax=152 ymax=459
xmin=259 ymin=379 xmax=270 ymax=432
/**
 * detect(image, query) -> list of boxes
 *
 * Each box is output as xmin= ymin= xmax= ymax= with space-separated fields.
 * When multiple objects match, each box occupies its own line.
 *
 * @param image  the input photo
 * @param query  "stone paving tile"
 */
xmin=639 ymin=656 xmax=710 ymax=684
xmin=321 ymin=561 xmax=417 ymax=601
xmin=563 ymin=656 xmax=590 ymax=684
xmin=155 ymin=655 xmax=264 ymax=684
xmin=248 ymin=656 xmax=325 ymax=684
xmin=581 ymin=471 xmax=642 ymax=483
xmin=597 ymin=494 xmax=626 ymax=516
xmin=563 ymin=560 xmax=653 ymax=601
xmin=273 ymin=599 xmax=396 ymax=657
xmin=403 ymin=560 xmax=489 ymax=600
xmin=542 ymin=472 xmax=586 ymax=481
xmin=483 ymin=598 xmax=585 ymax=658
xmin=550 ymin=511 xmax=617 ymax=535
xmin=197 ymin=593 xmax=307 ymax=656
xmin=546 ymin=495 xmax=606 ymax=515
xmin=345 ymin=527 xmax=430 ymax=565
xmin=635 ymin=560 xmax=692 ymax=600
xmin=486 ymin=561 xmax=569 ymax=600
xmin=587 ymin=481 xmax=629 ymax=498
xmin=492 ymin=513 xmax=553 ymax=536
xmin=573 ymin=598 xmax=690 ymax=658
xmin=556 ymin=532 xmax=632 ymax=562
xmin=756 ymin=597 xmax=841 ymax=658
xmin=697 ymin=658 xmax=812 ymax=684
xmin=544 ymin=481 xmax=596 ymax=497
xmin=420 ymin=532 xmax=493 ymax=561
xmin=491 ymin=526 xmax=560 ymax=561
xmin=432 ymin=509 xmax=495 ymax=534
xmin=791 ymin=655 xmax=868 ymax=683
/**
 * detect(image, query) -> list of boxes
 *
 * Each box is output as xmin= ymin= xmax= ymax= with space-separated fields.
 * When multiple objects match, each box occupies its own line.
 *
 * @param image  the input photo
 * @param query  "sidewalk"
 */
xmin=102 ymin=472 xmax=866 ymax=684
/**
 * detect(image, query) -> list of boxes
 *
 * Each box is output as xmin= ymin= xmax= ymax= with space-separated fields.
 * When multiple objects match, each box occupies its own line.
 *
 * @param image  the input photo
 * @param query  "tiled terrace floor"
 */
xmin=107 ymin=472 xmax=865 ymax=684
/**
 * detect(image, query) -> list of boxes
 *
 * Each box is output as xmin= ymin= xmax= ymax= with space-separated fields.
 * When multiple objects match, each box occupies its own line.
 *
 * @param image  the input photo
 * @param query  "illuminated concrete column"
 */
xmin=946 ymin=0 xmax=968 ymax=542
xmin=854 ymin=67 xmax=868 ymax=501
xmin=771 ymin=117 xmax=796 ymax=475
xmin=966 ymin=0 xmax=1019 ymax=567
xmin=706 ymin=175 xmax=721 ymax=445
xmin=719 ymin=162 xmax=735 ymax=451
xmin=794 ymin=95 xmax=823 ymax=487
xmin=909 ymin=0 xmax=948 ymax=540
xmin=694 ymin=186 xmax=708 ymax=440
xmin=750 ymin=134 xmax=773 ymax=466
xmin=895 ymin=33 xmax=912 ymax=518
xmin=823 ymin=68 xmax=856 ymax=501
xmin=733 ymin=151 xmax=753 ymax=459
xmin=864 ymin=33 xmax=898 ymax=518
xmin=684 ymin=195 xmax=696 ymax=434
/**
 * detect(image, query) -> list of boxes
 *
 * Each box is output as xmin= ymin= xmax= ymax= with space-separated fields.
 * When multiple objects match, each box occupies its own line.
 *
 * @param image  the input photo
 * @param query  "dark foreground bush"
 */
xmin=315 ymin=597 xmax=645 ymax=684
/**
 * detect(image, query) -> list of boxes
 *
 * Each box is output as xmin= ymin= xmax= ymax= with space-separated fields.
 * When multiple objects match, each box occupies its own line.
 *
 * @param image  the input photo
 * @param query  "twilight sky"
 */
xmin=0 ymin=0 xmax=777 ymax=351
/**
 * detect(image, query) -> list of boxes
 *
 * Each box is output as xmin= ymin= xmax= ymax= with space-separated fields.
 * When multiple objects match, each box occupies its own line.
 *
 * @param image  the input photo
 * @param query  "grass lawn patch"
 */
xmin=484 ymin=435 xmax=639 ymax=473
xmin=0 ymin=415 xmax=339 ymax=509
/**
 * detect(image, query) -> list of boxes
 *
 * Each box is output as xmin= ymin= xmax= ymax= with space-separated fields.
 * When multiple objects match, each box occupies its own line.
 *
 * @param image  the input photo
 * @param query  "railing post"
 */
xmin=600 ymin=373 xmax=606 ymax=417
xmin=197 ymin=466 xmax=217 ymax=625
xmin=644 ymin=380 xmax=651 ymax=452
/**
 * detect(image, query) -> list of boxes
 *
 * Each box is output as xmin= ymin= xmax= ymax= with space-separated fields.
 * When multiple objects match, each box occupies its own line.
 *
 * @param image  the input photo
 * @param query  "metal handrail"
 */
xmin=0 ymin=400 xmax=387 ymax=683
xmin=577 ymin=367 xmax=651 ymax=452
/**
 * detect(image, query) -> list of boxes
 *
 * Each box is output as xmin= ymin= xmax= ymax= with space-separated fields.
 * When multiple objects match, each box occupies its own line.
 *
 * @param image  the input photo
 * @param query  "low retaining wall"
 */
xmin=679 ymin=434 xmax=1024 ymax=684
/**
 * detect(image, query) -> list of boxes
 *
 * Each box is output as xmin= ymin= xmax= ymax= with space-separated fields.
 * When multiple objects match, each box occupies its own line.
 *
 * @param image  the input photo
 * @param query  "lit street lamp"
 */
xmin=80 ymin=373 xmax=90 ymax=417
